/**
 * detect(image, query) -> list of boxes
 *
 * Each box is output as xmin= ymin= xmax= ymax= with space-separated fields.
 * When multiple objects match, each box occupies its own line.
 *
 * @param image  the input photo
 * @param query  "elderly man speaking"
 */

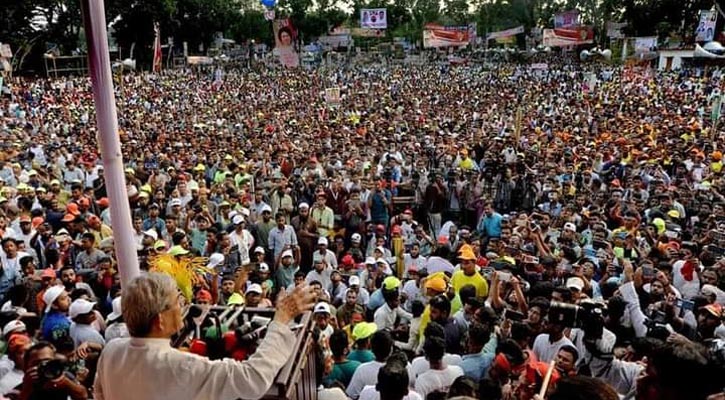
xmin=94 ymin=273 xmax=316 ymax=400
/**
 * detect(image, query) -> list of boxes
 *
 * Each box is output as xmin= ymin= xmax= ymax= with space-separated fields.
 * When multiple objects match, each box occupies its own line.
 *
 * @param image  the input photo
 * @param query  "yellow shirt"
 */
xmin=451 ymin=270 xmax=489 ymax=298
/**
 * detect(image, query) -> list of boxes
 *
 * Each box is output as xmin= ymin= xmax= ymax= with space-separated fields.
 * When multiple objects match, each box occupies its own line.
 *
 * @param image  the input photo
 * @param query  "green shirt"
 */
xmin=324 ymin=359 xmax=361 ymax=387
xmin=347 ymin=349 xmax=374 ymax=364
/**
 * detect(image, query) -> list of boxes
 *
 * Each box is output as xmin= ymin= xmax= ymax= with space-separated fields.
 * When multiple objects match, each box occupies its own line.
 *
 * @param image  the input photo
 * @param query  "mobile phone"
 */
xmin=592 ymin=239 xmax=607 ymax=250
xmin=505 ymin=246 xmax=520 ymax=257
xmin=504 ymin=309 xmax=526 ymax=321
xmin=498 ymin=271 xmax=512 ymax=282
xmin=642 ymin=265 xmax=655 ymax=279
xmin=664 ymin=230 xmax=679 ymax=239
xmin=675 ymin=298 xmax=695 ymax=312
xmin=522 ymin=255 xmax=539 ymax=265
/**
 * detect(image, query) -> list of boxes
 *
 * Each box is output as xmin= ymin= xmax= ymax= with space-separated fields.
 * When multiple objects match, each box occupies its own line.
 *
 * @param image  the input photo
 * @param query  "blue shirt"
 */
xmin=461 ymin=352 xmax=494 ymax=381
xmin=367 ymin=289 xmax=385 ymax=311
xmin=477 ymin=212 xmax=502 ymax=238
xmin=0 ymin=263 xmax=21 ymax=299
xmin=41 ymin=311 xmax=71 ymax=342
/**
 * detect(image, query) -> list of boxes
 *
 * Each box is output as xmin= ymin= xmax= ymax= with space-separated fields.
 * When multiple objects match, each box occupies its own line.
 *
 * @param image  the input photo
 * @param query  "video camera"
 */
xmin=548 ymin=301 xmax=605 ymax=339
xmin=37 ymin=359 xmax=68 ymax=381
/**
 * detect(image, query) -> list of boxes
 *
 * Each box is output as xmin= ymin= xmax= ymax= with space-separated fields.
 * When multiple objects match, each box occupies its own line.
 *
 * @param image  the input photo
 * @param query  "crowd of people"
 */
xmin=0 ymin=55 xmax=724 ymax=400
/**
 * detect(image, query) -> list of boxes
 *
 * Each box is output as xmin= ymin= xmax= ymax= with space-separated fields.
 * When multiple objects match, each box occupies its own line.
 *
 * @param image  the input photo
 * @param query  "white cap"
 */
xmin=240 ymin=208 xmax=251 ymax=217
xmin=245 ymin=283 xmax=263 ymax=295
xmin=314 ymin=302 xmax=331 ymax=314
xmin=281 ymin=249 xmax=294 ymax=259
xmin=254 ymin=246 xmax=265 ymax=255
xmin=351 ymin=233 xmax=362 ymax=243
xmin=43 ymin=286 xmax=66 ymax=313
xmin=365 ymin=257 xmax=377 ymax=265
xmin=349 ymin=275 xmax=361 ymax=286
xmin=318 ymin=237 xmax=328 ymax=246
xmin=376 ymin=258 xmax=389 ymax=266
xmin=207 ymin=253 xmax=225 ymax=269
xmin=259 ymin=262 xmax=270 ymax=273
xmin=228 ymin=210 xmax=239 ymax=220
xmin=299 ymin=202 xmax=310 ymax=210
xmin=69 ymin=298 xmax=96 ymax=319
xmin=2 ymin=320 xmax=26 ymax=337
xmin=261 ymin=204 xmax=272 ymax=214
xmin=564 ymin=222 xmax=577 ymax=232
xmin=107 ymin=297 xmax=123 ymax=321
xmin=566 ymin=277 xmax=585 ymax=292
xmin=232 ymin=215 xmax=245 ymax=225
xmin=375 ymin=246 xmax=386 ymax=254
xmin=143 ymin=229 xmax=158 ymax=241
xmin=169 ymin=198 xmax=182 ymax=207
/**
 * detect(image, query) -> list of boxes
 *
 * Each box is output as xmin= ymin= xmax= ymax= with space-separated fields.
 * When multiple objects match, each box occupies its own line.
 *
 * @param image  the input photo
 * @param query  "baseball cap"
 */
xmin=564 ymin=222 xmax=577 ymax=232
xmin=107 ymin=297 xmax=123 ymax=321
xmin=281 ymin=249 xmax=294 ymax=259
xmin=169 ymin=198 xmax=182 ymax=207
xmin=318 ymin=237 xmax=328 ymax=246
xmin=62 ymin=213 xmax=77 ymax=223
xmin=196 ymin=289 xmax=213 ymax=303
xmin=2 ymin=320 xmax=26 ymax=337
xmin=96 ymin=197 xmax=110 ymax=207
xmin=566 ymin=277 xmax=585 ymax=292
xmin=258 ymin=263 xmax=270 ymax=273
xmin=341 ymin=254 xmax=354 ymax=266
xmin=298 ymin=202 xmax=310 ymax=210
xmin=143 ymin=229 xmax=158 ymax=241
xmin=702 ymin=303 xmax=723 ymax=318
xmin=232 ymin=215 xmax=245 ymax=225
xmin=365 ymin=257 xmax=377 ymax=265
xmin=69 ymin=298 xmax=96 ymax=319
xmin=425 ymin=277 xmax=447 ymax=293
xmin=458 ymin=244 xmax=477 ymax=261
xmin=351 ymin=233 xmax=362 ymax=243
xmin=245 ymin=284 xmax=263 ymax=295
xmin=314 ymin=302 xmax=331 ymax=314
xmin=261 ymin=205 xmax=272 ymax=214
xmin=227 ymin=293 xmax=245 ymax=306
xmin=254 ymin=246 xmax=265 ymax=255
xmin=352 ymin=322 xmax=377 ymax=341
xmin=349 ymin=275 xmax=361 ymax=286
xmin=43 ymin=286 xmax=66 ymax=313
xmin=207 ymin=253 xmax=225 ymax=269
xmin=168 ymin=245 xmax=190 ymax=256
xmin=41 ymin=268 xmax=56 ymax=279
xmin=383 ymin=276 xmax=401 ymax=290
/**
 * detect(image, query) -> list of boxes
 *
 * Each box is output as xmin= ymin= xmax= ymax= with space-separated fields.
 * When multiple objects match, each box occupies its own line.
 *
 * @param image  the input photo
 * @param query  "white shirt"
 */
xmin=312 ymin=249 xmax=338 ymax=270
xmin=230 ymin=229 xmax=254 ymax=264
xmin=410 ymin=354 xmax=462 ymax=379
xmin=374 ymin=303 xmax=412 ymax=331
xmin=347 ymin=360 xmax=416 ymax=399
xmin=359 ymin=385 xmax=423 ymax=400
xmin=94 ymin=321 xmax=296 ymax=400
xmin=414 ymin=365 xmax=464 ymax=399
xmin=532 ymin=333 xmax=574 ymax=363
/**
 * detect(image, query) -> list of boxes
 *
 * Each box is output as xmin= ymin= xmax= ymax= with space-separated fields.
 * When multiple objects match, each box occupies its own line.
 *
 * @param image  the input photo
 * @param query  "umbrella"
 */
xmin=424 ymin=256 xmax=454 ymax=274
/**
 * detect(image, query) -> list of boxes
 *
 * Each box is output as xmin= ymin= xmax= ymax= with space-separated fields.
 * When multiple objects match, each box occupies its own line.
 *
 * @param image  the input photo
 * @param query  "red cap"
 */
xmin=342 ymin=254 xmax=355 ymax=266
xmin=78 ymin=198 xmax=90 ymax=207
xmin=66 ymin=203 xmax=80 ymax=216
xmin=41 ymin=269 xmax=56 ymax=279
xmin=189 ymin=339 xmax=208 ymax=356
xmin=375 ymin=224 xmax=386 ymax=232
xmin=403 ymin=209 xmax=413 ymax=215
xmin=196 ymin=289 xmax=212 ymax=302
xmin=62 ymin=213 xmax=77 ymax=222
xmin=391 ymin=225 xmax=402 ymax=235
xmin=96 ymin=198 xmax=109 ymax=207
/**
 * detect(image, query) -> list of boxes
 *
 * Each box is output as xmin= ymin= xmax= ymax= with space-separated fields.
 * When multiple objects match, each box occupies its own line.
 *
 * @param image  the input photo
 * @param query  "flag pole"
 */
xmin=80 ymin=0 xmax=140 ymax=287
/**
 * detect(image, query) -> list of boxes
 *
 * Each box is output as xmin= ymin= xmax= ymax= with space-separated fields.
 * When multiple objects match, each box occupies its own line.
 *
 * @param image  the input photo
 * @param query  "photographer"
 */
xmin=19 ymin=342 xmax=88 ymax=400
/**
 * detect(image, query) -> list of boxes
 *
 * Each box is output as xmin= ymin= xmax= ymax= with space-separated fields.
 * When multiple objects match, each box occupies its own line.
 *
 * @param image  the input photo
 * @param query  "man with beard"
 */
xmin=427 ymin=295 xmax=465 ymax=355
xmin=275 ymin=249 xmax=299 ymax=291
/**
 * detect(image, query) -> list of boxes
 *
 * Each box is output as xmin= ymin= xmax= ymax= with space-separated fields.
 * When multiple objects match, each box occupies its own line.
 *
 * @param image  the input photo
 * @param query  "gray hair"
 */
xmin=122 ymin=272 xmax=178 ymax=337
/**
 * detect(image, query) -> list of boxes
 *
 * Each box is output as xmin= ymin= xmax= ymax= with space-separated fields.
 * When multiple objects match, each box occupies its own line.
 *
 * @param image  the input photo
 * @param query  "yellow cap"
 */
xmin=352 ymin=322 xmax=377 ymax=341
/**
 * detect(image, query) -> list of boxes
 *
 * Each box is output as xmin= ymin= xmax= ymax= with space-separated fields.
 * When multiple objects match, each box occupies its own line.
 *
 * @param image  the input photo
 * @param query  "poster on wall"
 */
xmin=634 ymin=36 xmax=658 ymax=53
xmin=273 ymin=18 xmax=299 ymax=68
xmin=423 ymin=24 xmax=475 ymax=48
xmin=360 ymin=9 xmax=387 ymax=29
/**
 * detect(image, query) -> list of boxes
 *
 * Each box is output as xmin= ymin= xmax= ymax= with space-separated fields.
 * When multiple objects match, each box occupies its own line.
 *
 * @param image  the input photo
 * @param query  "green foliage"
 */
xmin=2 ymin=0 xmax=724 ymax=72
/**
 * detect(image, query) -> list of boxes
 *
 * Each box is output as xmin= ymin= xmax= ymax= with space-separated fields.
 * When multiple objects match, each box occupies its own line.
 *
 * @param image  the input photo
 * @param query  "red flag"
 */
xmin=152 ymin=23 xmax=162 ymax=73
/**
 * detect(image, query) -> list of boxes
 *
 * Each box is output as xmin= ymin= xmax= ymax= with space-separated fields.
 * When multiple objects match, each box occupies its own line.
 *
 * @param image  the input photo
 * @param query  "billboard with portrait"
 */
xmin=273 ymin=18 xmax=299 ymax=68
xmin=360 ymin=9 xmax=387 ymax=29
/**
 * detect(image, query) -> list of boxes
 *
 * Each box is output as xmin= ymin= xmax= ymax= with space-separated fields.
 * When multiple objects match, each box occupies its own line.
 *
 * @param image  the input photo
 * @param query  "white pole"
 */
xmin=80 ymin=0 xmax=140 ymax=286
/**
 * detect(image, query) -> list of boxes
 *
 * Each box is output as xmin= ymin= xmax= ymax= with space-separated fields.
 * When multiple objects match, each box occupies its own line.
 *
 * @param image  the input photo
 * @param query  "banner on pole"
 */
xmin=423 ymin=24 xmax=476 ymax=48
xmin=486 ymin=25 xmax=524 ymax=41
xmin=542 ymin=27 xmax=594 ymax=47
xmin=351 ymin=28 xmax=385 ymax=37
xmin=634 ymin=36 xmax=657 ymax=53
xmin=606 ymin=22 xmax=627 ymax=39
xmin=273 ymin=18 xmax=299 ymax=68
xmin=696 ymin=10 xmax=718 ymax=42
xmin=360 ymin=9 xmax=387 ymax=29
xmin=0 ymin=43 xmax=11 ymax=58
xmin=554 ymin=10 xmax=580 ymax=28
xmin=152 ymin=24 xmax=162 ymax=73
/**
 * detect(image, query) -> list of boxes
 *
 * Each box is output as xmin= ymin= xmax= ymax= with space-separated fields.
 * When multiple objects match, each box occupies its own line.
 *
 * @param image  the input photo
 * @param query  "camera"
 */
xmin=37 ymin=359 xmax=67 ymax=381
xmin=548 ymin=301 xmax=604 ymax=338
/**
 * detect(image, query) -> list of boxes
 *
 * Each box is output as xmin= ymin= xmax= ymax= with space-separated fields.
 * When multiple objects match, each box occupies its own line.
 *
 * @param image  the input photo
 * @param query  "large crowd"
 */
xmin=0 ymin=56 xmax=724 ymax=400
